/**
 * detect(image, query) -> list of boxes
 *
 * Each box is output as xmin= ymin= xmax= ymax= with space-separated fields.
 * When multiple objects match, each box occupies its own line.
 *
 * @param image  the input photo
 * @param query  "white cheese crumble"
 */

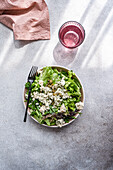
xmin=30 ymin=74 xmax=82 ymax=116
xmin=60 ymin=77 xmax=65 ymax=86
xmin=39 ymin=105 xmax=46 ymax=114
xmin=56 ymin=119 xmax=65 ymax=127
xmin=55 ymin=88 xmax=64 ymax=96
xmin=39 ymin=80 xmax=43 ymax=86
xmin=62 ymin=93 xmax=70 ymax=99
xmin=25 ymin=93 xmax=28 ymax=99
xmin=75 ymin=102 xmax=84 ymax=110
xmin=31 ymin=78 xmax=70 ymax=113
xmin=58 ymin=103 xmax=66 ymax=113
xmin=52 ymin=84 xmax=58 ymax=89
xmin=40 ymin=86 xmax=52 ymax=94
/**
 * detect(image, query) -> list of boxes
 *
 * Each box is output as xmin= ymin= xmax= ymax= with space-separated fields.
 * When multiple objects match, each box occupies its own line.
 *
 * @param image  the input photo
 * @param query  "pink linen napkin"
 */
xmin=0 ymin=0 xmax=50 ymax=40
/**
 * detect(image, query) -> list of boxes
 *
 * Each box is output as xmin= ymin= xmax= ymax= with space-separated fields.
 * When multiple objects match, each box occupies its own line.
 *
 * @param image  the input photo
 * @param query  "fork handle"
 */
xmin=23 ymin=83 xmax=32 ymax=122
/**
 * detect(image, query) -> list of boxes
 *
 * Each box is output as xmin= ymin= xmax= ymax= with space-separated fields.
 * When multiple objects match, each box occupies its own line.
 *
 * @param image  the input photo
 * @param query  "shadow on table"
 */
xmin=14 ymin=39 xmax=50 ymax=48
xmin=53 ymin=42 xmax=78 ymax=66
xmin=14 ymin=40 xmax=35 ymax=48
xmin=73 ymin=0 xmax=113 ymax=68
xmin=79 ymin=0 xmax=95 ymax=24
xmin=28 ymin=114 xmax=81 ymax=134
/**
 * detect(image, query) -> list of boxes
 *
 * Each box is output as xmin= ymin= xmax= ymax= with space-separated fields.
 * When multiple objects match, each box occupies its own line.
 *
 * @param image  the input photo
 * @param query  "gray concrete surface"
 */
xmin=0 ymin=0 xmax=113 ymax=170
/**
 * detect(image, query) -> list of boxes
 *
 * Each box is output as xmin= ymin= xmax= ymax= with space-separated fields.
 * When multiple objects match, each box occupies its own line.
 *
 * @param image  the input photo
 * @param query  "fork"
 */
xmin=23 ymin=66 xmax=38 ymax=122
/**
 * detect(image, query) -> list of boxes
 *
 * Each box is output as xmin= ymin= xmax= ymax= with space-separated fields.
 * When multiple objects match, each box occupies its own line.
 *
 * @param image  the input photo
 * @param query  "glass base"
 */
xmin=53 ymin=42 xmax=78 ymax=66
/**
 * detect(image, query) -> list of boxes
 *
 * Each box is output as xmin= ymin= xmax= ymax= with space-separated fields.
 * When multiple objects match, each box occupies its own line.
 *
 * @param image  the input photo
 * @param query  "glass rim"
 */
xmin=58 ymin=21 xmax=85 ymax=49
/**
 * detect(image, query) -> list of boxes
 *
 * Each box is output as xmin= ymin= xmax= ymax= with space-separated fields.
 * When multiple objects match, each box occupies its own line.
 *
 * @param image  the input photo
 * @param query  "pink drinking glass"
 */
xmin=58 ymin=21 xmax=85 ymax=49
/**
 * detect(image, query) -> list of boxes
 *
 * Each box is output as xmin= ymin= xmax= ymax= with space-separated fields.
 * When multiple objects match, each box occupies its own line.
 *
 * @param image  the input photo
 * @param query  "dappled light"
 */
xmin=0 ymin=0 xmax=113 ymax=169
xmin=0 ymin=32 xmax=12 ymax=66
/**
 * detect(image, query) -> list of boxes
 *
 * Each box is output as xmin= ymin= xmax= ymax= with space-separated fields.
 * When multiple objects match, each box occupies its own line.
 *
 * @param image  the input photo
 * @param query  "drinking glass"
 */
xmin=53 ymin=21 xmax=85 ymax=65
xmin=59 ymin=21 xmax=85 ymax=49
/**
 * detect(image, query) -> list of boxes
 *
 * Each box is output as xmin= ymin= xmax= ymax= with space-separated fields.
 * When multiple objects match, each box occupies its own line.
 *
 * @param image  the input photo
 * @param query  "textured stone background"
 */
xmin=0 ymin=0 xmax=113 ymax=170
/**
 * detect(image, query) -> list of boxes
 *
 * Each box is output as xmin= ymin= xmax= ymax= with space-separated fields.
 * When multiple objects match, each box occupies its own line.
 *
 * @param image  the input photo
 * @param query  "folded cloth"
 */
xmin=0 ymin=0 xmax=50 ymax=40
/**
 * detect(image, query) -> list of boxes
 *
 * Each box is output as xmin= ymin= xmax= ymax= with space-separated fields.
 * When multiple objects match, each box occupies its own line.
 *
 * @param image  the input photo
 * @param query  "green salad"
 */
xmin=25 ymin=66 xmax=84 ymax=127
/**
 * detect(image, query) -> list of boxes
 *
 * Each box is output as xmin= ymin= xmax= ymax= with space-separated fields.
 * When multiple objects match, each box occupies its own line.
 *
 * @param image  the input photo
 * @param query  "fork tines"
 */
xmin=28 ymin=66 xmax=38 ymax=79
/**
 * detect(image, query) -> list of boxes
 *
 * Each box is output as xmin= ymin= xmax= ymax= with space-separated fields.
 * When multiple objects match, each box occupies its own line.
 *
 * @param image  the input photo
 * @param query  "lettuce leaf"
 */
xmin=38 ymin=67 xmax=61 ymax=85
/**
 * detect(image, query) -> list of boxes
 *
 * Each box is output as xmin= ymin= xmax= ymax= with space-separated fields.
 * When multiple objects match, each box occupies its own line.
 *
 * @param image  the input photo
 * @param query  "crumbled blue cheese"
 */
xmin=58 ymin=103 xmax=66 ymax=113
xmin=45 ymin=102 xmax=50 ymax=109
xmin=40 ymin=86 xmax=52 ymax=94
xmin=60 ymin=77 xmax=65 ymax=86
xmin=52 ymin=83 xmax=58 ymax=89
xmin=56 ymin=119 xmax=65 ymax=127
xmin=62 ymin=93 xmax=70 ymax=99
xmin=55 ymin=88 xmax=64 ymax=96
xmin=75 ymin=102 xmax=84 ymax=110
xmin=25 ymin=93 xmax=28 ymax=99
xmin=39 ymin=105 xmax=47 ymax=114
xmin=32 ymin=91 xmax=39 ymax=99
xmin=53 ymin=95 xmax=62 ymax=107
xmin=30 ymin=75 xmax=77 ymax=115
xmin=54 ymin=87 xmax=70 ymax=100
xmin=48 ymin=93 xmax=54 ymax=99
xmin=39 ymin=80 xmax=43 ymax=86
